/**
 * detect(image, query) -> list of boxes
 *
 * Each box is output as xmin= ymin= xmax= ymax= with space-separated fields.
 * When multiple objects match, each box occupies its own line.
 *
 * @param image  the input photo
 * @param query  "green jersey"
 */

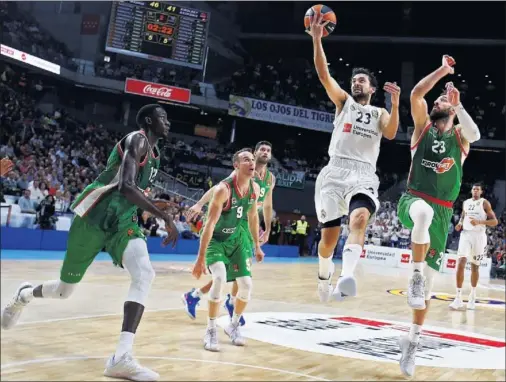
xmin=71 ymin=131 xmax=160 ymax=231
xmin=254 ymin=169 xmax=273 ymax=208
xmin=211 ymin=176 xmax=256 ymax=242
xmin=407 ymin=123 xmax=465 ymax=203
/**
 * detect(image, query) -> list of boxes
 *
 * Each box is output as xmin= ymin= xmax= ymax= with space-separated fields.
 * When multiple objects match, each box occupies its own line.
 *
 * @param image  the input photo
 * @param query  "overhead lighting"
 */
xmin=378 ymin=70 xmax=382 ymax=74
xmin=485 ymin=74 xmax=488 ymax=78
xmin=457 ymin=74 xmax=461 ymax=77
xmin=462 ymin=80 xmax=466 ymax=82
xmin=345 ymin=63 xmax=349 ymax=67
xmin=489 ymin=80 xmax=492 ymax=83
xmin=339 ymin=57 xmax=343 ymax=61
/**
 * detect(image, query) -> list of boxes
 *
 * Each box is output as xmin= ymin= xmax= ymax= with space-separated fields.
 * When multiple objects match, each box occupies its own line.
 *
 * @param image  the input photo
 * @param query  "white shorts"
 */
xmin=314 ymin=157 xmax=380 ymax=224
xmin=457 ymin=230 xmax=487 ymax=266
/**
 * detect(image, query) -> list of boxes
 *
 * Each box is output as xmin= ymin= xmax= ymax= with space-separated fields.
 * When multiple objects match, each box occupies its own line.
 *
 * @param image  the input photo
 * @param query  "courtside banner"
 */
xmin=228 ymin=95 xmax=334 ymax=133
xmin=1 ymin=44 xmax=61 ymax=75
xmin=124 ymin=78 xmax=191 ymax=104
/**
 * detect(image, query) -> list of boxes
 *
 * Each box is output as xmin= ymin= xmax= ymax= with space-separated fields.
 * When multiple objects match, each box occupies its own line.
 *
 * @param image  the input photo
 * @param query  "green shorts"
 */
xmin=397 ymin=192 xmax=453 ymax=272
xmin=206 ymin=229 xmax=253 ymax=282
xmin=60 ymin=214 xmax=144 ymax=284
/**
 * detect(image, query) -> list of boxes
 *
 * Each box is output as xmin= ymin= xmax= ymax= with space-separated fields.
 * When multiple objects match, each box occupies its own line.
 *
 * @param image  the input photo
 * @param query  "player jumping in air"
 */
xmin=1 ymin=104 xmax=179 ymax=382
xmin=396 ymin=55 xmax=481 ymax=377
xmin=307 ymin=12 xmax=401 ymax=302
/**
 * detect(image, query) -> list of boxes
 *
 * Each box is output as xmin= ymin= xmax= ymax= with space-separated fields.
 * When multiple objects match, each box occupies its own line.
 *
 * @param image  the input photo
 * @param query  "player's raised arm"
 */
xmin=186 ymin=186 xmax=216 ymax=222
xmin=192 ymin=183 xmax=228 ymax=279
xmin=118 ymin=133 xmax=178 ymax=246
xmin=308 ymin=12 xmax=347 ymax=110
xmin=380 ymin=82 xmax=401 ymax=140
xmin=446 ymin=82 xmax=481 ymax=146
xmin=411 ymin=55 xmax=455 ymax=128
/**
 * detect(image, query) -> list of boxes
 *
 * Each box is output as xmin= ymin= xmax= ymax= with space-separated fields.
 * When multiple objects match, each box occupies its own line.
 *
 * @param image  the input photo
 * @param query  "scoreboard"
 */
xmin=105 ymin=1 xmax=210 ymax=69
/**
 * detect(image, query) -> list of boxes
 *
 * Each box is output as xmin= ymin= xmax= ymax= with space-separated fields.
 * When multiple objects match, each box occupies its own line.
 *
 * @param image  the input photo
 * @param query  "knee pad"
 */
xmin=236 ymin=276 xmax=253 ymax=302
xmin=424 ymin=266 xmax=437 ymax=300
xmin=43 ymin=280 xmax=76 ymax=299
xmin=409 ymin=200 xmax=434 ymax=244
xmin=123 ymin=239 xmax=155 ymax=305
xmin=208 ymin=262 xmax=226 ymax=302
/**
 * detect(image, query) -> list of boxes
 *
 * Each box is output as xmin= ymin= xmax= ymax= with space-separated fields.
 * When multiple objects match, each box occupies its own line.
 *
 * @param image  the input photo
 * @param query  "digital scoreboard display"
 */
xmin=105 ymin=1 xmax=210 ymax=69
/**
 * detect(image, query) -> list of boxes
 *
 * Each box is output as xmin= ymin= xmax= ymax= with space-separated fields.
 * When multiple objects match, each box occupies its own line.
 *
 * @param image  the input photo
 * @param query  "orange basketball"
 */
xmin=304 ymin=4 xmax=337 ymax=37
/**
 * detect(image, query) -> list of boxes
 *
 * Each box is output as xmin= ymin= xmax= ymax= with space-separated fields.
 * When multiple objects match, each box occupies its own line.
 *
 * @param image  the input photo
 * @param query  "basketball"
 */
xmin=304 ymin=4 xmax=337 ymax=37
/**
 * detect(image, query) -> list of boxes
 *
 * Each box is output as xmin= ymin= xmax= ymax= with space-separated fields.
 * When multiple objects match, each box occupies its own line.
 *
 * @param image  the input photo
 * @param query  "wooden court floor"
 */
xmin=1 ymin=258 xmax=505 ymax=381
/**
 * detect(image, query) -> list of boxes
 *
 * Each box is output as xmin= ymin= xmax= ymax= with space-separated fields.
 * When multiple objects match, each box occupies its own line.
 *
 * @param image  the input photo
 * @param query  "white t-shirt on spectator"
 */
xmin=29 ymin=186 xmax=44 ymax=202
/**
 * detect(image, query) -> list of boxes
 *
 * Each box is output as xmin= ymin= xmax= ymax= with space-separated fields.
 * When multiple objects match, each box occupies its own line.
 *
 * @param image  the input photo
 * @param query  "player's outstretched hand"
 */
xmin=383 ymin=82 xmax=401 ymax=107
xmin=0 ymin=157 xmax=14 ymax=177
xmin=455 ymin=223 xmax=462 ymax=232
xmin=192 ymin=257 xmax=207 ymax=279
xmin=186 ymin=203 xmax=203 ymax=223
xmin=162 ymin=217 xmax=179 ymax=248
xmin=306 ymin=11 xmax=329 ymax=39
xmin=255 ymin=247 xmax=265 ymax=263
xmin=441 ymin=55 xmax=456 ymax=75
xmin=445 ymin=82 xmax=460 ymax=106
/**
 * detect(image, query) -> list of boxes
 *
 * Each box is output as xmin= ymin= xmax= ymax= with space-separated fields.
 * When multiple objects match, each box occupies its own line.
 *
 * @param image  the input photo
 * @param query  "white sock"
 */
xmin=456 ymin=288 xmax=462 ymax=299
xmin=230 ymin=296 xmax=236 ymax=305
xmin=208 ymin=317 xmax=217 ymax=329
xmin=231 ymin=313 xmax=241 ymax=326
xmin=20 ymin=288 xmax=34 ymax=303
xmin=115 ymin=332 xmax=135 ymax=360
xmin=191 ymin=288 xmax=203 ymax=298
xmin=318 ymin=253 xmax=333 ymax=279
xmin=469 ymin=287 xmax=476 ymax=299
xmin=413 ymin=262 xmax=424 ymax=276
xmin=409 ymin=324 xmax=422 ymax=343
xmin=341 ymin=244 xmax=361 ymax=277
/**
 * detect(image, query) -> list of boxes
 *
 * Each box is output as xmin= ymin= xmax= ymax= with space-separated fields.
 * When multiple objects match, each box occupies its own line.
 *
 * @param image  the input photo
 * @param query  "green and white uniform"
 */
xmin=205 ymin=176 xmax=257 ymax=282
xmin=397 ymin=123 xmax=466 ymax=271
xmin=61 ymin=130 xmax=160 ymax=283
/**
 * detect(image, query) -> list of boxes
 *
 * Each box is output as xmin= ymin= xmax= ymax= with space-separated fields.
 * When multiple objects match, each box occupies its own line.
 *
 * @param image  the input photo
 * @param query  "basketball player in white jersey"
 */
xmin=307 ymin=13 xmax=401 ymax=302
xmin=450 ymin=184 xmax=497 ymax=310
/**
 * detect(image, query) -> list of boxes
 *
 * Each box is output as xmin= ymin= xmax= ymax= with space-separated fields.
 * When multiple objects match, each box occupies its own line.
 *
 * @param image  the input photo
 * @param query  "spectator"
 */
xmin=294 ymin=215 xmax=309 ymax=256
xmin=269 ymin=217 xmax=281 ymax=245
xmin=35 ymin=195 xmax=56 ymax=229
xmin=283 ymin=220 xmax=292 ymax=245
xmin=18 ymin=189 xmax=36 ymax=213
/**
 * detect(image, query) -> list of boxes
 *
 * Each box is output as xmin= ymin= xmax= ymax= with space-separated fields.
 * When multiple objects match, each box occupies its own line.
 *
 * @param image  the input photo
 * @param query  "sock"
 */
xmin=341 ymin=244 xmax=361 ymax=277
xmin=318 ymin=253 xmax=333 ymax=279
xmin=456 ymin=288 xmax=462 ymax=299
xmin=191 ymin=288 xmax=203 ymax=298
xmin=409 ymin=324 xmax=422 ymax=343
xmin=230 ymin=296 xmax=236 ymax=305
xmin=231 ymin=313 xmax=241 ymax=326
xmin=208 ymin=317 xmax=217 ymax=329
xmin=413 ymin=262 xmax=424 ymax=276
xmin=20 ymin=288 xmax=34 ymax=303
xmin=469 ymin=287 xmax=476 ymax=299
xmin=115 ymin=332 xmax=135 ymax=360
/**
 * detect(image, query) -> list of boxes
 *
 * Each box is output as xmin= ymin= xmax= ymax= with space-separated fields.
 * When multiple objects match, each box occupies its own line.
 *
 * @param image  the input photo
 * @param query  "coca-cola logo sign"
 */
xmin=124 ymin=78 xmax=191 ymax=104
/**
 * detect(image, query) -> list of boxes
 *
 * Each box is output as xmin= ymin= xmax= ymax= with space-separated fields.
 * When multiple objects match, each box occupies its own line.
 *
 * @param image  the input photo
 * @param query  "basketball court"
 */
xmin=1 ymin=250 xmax=505 ymax=381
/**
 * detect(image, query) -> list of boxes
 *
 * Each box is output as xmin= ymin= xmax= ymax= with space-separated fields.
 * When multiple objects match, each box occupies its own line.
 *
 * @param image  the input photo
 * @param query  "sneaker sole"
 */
xmin=180 ymin=295 xmax=196 ymax=320
xmin=204 ymin=345 xmax=220 ymax=352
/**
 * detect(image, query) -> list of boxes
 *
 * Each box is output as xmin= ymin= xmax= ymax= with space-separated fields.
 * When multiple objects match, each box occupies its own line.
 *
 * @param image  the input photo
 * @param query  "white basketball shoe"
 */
xmin=449 ymin=297 xmax=465 ymax=310
xmin=1 ymin=282 xmax=33 ymax=330
xmin=332 ymin=275 xmax=357 ymax=301
xmin=317 ymin=262 xmax=334 ymax=302
xmin=407 ymin=272 xmax=426 ymax=310
xmin=398 ymin=335 xmax=418 ymax=377
xmin=203 ymin=327 xmax=220 ymax=352
xmin=104 ymin=352 xmax=159 ymax=381
xmin=224 ymin=322 xmax=246 ymax=346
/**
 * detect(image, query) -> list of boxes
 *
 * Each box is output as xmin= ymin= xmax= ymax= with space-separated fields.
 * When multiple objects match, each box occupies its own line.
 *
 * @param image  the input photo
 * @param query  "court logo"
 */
xmin=387 ymin=289 xmax=505 ymax=309
xmin=217 ymin=312 xmax=505 ymax=369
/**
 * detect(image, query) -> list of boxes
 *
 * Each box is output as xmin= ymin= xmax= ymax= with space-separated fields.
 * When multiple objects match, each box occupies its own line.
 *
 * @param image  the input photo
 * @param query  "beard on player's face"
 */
xmin=429 ymin=108 xmax=451 ymax=122
xmin=352 ymin=91 xmax=370 ymax=103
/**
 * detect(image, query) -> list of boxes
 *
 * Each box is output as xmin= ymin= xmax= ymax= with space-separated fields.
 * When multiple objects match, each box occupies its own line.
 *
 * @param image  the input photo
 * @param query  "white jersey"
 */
xmin=462 ymin=198 xmax=487 ymax=233
xmin=328 ymin=95 xmax=384 ymax=168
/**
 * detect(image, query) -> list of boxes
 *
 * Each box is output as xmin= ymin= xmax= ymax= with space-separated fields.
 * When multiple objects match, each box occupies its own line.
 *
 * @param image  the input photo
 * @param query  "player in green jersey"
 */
xmin=182 ymin=142 xmax=275 ymax=325
xmin=397 ymin=55 xmax=481 ymax=378
xmin=1 ymin=104 xmax=179 ymax=381
xmin=191 ymin=148 xmax=265 ymax=352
